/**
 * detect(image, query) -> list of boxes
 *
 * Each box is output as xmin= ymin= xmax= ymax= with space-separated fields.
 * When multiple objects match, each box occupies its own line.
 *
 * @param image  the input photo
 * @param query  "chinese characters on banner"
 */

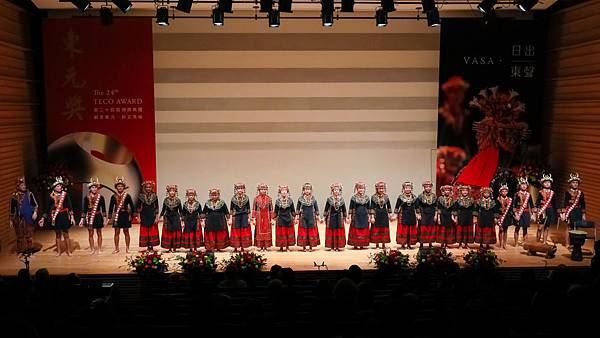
xmin=42 ymin=18 xmax=156 ymax=192
xmin=436 ymin=19 xmax=545 ymax=191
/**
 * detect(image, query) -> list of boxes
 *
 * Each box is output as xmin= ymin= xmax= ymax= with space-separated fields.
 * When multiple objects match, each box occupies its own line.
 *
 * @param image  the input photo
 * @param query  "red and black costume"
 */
xmin=9 ymin=179 xmax=38 ymax=251
xmin=436 ymin=192 xmax=456 ymax=245
xmin=474 ymin=191 xmax=497 ymax=245
xmin=497 ymin=194 xmax=514 ymax=230
xmin=46 ymin=190 xmax=74 ymax=232
xmin=274 ymin=191 xmax=296 ymax=248
xmin=417 ymin=191 xmax=437 ymax=245
xmin=370 ymin=192 xmax=391 ymax=244
xmin=253 ymin=188 xmax=273 ymax=248
xmin=324 ymin=191 xmax=347 ymax=250
xmin=348 ymin=193 xmax=371 ymax=247
xmin=181 ymin=195 xmax=204 ymax=249
xmin=395 ymin=190 xmax=418 ymax=246
xmin=136 ymin=184 xmax=160 ymax=248
xmin=296 ymin=193 xmax=320 ymax=247
xmin=160 ymin=195 xmax=183 ymax=250
xmin=563 ymin=188 xmax=585 ymax=228
xmin=513 ymin=190 xmax=534 ymax=229
xmin=537 ymin=188 xmax=558 ymax=229
xmin=109 ymin=192 xmax=135 ymax=229
xmin=82 ymin=192 xmax=106 ymax=229
xmin=230 ymin=191 xmax=252 ymax=249
xmin=456 ymin=192 xmax=475 ymax=244
xmin=203 ymin=195 xmax=230 ymax=250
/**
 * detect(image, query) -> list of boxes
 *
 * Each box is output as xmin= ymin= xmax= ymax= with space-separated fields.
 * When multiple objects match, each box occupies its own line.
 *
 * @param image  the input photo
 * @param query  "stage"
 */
xmin=0 ymin=222 xmax=594 ymax=275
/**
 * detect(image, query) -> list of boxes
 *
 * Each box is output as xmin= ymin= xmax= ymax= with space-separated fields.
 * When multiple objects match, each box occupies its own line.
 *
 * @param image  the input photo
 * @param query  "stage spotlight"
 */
xmin=477 ymin=0 xmax=497 ymax=14
xmin=426 ymin=7 xmax=440 ymax=27
xmin=176 ymin=0 xmax=193 ymax=13
xmin=516 ymin=0 xmax=538 ymax=12
xmin=218 ymin=0 xmax=233 ymax=13
xmin=212 ymin=7 xmax=224 ymax=26
xmin=381 ymin=0 xmax=395 ymax=12
xmin=71 ymin=0 xmax=91 ymax=12
xmin=100 ymin=6 xmax=113 ymax=26
xmin=421 ymin=0 xmax=435 ymax=12
xmin=268 ymin=9 xmax=280 ymax=27
xmin=156 ymin=6 xmax=169 ymax=26
xmin=341 ymin=0 xmax=355 ymax=12
xmin=279 ymin=0 xmax=292 ymax=13
xmin=375 ymin=8 xmax=387 ymax=27
xmin=112 ymin=0 xmax=132 ymax=13
xmin=260 ymin=0 xmax=273 ymax=12
xmin=321 ymin=0 xmax=334 ymax=27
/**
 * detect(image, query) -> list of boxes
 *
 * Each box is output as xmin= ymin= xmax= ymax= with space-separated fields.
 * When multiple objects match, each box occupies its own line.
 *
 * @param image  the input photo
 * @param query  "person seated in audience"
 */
xmin=217 ymin=265 xmax=247 ymax=289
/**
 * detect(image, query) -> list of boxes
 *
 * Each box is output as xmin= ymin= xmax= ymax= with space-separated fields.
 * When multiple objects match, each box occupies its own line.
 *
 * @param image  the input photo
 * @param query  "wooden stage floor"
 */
xmin=0 ymin=223 xmax=594 ymax=275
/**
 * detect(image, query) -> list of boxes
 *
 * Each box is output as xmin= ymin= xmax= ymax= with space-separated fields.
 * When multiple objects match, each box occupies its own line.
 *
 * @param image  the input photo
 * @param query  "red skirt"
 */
xmin=254 ymin=229 xmax=273 ymax=248
xmin=475 ymin=225 xmax=497 ymax=245
xmin=370 ymin=225 xmax=390 ymax=244
xmin=436 ymin=225 xmax=456 ymax=244
xmin=397 ymin=223 xmax=418 ymax=245
xmin=230 ymin=227 xmax=252 ymax=248
xmin=139 ymin=224 xmax=160 ymax=248
xmin=182 ymin=229 xmax=204 ymax=249
xmin=161 ymin=225 xmax=181 ymax=249
xmin=297 ymin=226 xmax=320 ymax=247
xmin=419 ymin=224 xmax=437 ymax=244
xmin=457 ymin=223 xmax=474 ymax=243
xmin=275 ymin=225 xmax=295 ymax=247
xmin=348 ymin=226 xmax=370 ymax=247
xmin=325 ymin=227 xmax=346 ymax=249
xmin=204 ymin=229 xmax=230 ymax=250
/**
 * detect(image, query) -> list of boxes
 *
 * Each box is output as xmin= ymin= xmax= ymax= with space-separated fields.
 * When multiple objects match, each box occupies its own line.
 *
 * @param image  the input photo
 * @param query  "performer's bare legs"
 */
xmin=63 ymin=231 xmax=71 ymax=256
xmin=113 ymin=228 xmax=120 ymax=253
xmin=96 ymin=229 xmax=103 ymax=253
xmin=87 ymin=228 xmax=96 ymax=254
xmin=514 ymin=227 xmax=520 ymax=246
xmin=55 ymin=232 xmax=62 ymax=256
xmin=123 ymin=228 xmax=131 ymax=253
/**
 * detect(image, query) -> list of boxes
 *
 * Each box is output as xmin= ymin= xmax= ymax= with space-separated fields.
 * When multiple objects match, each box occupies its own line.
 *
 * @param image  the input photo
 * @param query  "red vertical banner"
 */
xmin=42 ymin=18 xmax=155 ymax=198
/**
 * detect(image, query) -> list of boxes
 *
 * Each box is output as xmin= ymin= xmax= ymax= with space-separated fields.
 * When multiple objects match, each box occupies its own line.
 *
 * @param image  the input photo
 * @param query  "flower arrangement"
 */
xmin=177 ymin=250 xmax=217 ymax=274
xmin=221 ymin=252 xmax=267 ymax=272
xmin=369 ymin=249 xmax=410 ymax=271
xmin=415 ymin=247 xmax=456 ymax=272
xmin=463 ymin=248 xmax=500 ymax=270
xmin=126 ymin=251 xmax=168 ymax=274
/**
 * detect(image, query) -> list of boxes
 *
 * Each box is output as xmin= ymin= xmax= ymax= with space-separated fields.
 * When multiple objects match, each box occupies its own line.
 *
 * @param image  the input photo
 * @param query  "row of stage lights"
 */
xmin=70 ymin=0 xmax=540 ymax=28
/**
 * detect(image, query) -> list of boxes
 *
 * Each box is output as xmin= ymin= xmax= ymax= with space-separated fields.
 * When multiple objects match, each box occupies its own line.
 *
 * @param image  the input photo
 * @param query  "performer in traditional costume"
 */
xmin=370 ymin=181 xmax=393 ymax=248
xmin=536 ymin=174 xmax=558 ymax=245
xmin=513 ymin=177 xmax=536 ymax=247
xmin=456 ymin=185 xmax=475 ymax=249
xmin=474 ymin=187 xmax=497 ymax=249
xmin=253 ymin=183 xmax=273 ymax=251
xmin=273 ymin=185 xmax=296 ymax=252
xmin=39 ymin=177 xmax=75 ymax=256
xmin=561 ymin=173 xmax=586 ymax=246
xmin=395 ymin=182 xmax=418 ymax=249
xmin=136 ymin=180 xmax=160 ymax=251
xmin=160 ymin=184 xmax=183 ymax=252
xmin=203 ymin=188 xmax=230 ymax=251
xmin=417 ymin=180 xmax=437 ymax=248
xmin=79 ymin=177 xmax=106 ymax=255
xmin=436 ymin=185 xmax=456 ymax=248
xmin=347 ymin=181 xmax=370 ymax=249
xmin=9 ymin=177 xmax=38 ymax=252
xmin=108 ymin=177 xmax=135 ymax=253
xmin=229 ymin=183 xmax=252 ymax=251
xmin=296 ymin=183 xmax=321 ymax=251
xmin=496 ymin=184 xmax=513 ymax=249
xmin=324 ymin=183 xmax=347 ymax=251
xmin=181 ymin=189 xmax=203 ymax=251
